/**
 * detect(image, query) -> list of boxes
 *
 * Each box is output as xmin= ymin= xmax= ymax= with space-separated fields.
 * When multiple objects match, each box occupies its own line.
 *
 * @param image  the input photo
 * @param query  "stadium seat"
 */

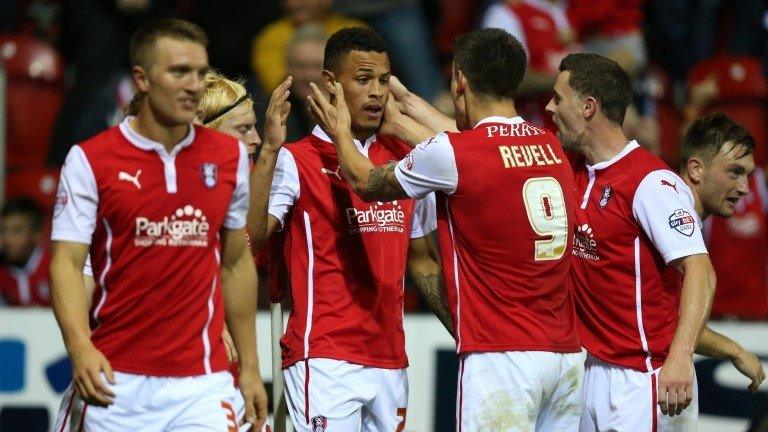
xmin=0 ymin=33 xmax=64 ymax=169
xmin=687 ymin=55 xmax=768 ymax=166
xmin=4 ymin=166 xmax=60 ymax=214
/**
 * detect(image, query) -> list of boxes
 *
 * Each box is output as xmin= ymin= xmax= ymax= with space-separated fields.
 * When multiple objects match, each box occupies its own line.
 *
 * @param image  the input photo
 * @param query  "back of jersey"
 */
xmin=397 ymin=117 xmax=580 ymax=354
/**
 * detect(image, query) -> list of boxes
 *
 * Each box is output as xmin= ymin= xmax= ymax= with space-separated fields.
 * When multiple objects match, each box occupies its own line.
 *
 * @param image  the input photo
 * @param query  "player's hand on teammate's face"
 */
xmin=379 ymin=94 xmax=404 ymax=139
xmin=307 ymin=81 xmax=351 ymax=141
xmin=263 ymin=76 xmax=292 ymax=153
xmin=657 ymin=352 xmax=694 ymax=416
xmin=238 ymin=368 xmax=269 ymax=431
xmin=70 ymin=341 xmax=116 ymax=407
xmin=222 ymin=326 xmax=239 ymax=363
xmin=388 ymin=76 xmax=409 ymax=105
xmin=732 ymin=348 xmax=766 ymax=394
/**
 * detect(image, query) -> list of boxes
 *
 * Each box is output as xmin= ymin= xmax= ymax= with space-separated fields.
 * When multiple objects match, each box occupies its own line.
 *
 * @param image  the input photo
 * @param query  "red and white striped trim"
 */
xmin=445 ymin=201 xmax=461 ymax=352
xmin=634 ymin=236 xmax=654 ymax=372
xmin=92 ymin=218 xmax=113 ymax=324
xmin=202 ymin=275 xmax=217 ymax=374
xmin=302 ymin=212 xmax=315 ymax=359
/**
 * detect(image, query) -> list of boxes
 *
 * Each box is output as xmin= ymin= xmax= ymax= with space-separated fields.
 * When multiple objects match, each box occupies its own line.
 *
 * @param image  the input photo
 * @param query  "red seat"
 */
xmin=4 ymin=166 xmax=60 ymax=214
xmin=0 ymin=34 xmax=64 ymax=169
xmin=687 ymin=55 xmax=768 ymax=166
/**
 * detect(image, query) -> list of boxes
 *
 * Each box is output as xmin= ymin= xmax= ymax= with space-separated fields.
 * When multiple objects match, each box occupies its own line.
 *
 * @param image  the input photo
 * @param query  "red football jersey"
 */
xmin=705 ymin=168 xmax=768 ymax=319
xmin=268 ymin=127 xmax=436 ymax=369
xmin=0 ymin=246 xmax=51 ymax=306
xmin=570 ymin=142 xmax=708 ymax=372
xmin=52 ymin=118 xmax=250 ymax=376
xmin=394 ymin=116 xmax=581 ymax=354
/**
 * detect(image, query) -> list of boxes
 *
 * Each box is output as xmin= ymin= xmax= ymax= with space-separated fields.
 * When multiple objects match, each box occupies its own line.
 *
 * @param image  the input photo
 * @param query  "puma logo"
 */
xmin=661 ymin=179 xmax=677 ymax=193
xmin=321 ymin=165 xmax=342 ymax=181
xmin=118 ymin=169 xmax=142 ymax=190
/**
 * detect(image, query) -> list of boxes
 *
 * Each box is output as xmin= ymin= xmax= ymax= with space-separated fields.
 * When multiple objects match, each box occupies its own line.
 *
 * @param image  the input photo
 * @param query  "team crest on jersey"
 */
xmin=311 ymin=415 xmax=328 ymax=432
xmin=598 ymin=185 xmax=613 ymax=209
xmin=200 ymin=163 xmax=217 ymax=189
xmin=668 ymin=208 xmax=695 ymax=237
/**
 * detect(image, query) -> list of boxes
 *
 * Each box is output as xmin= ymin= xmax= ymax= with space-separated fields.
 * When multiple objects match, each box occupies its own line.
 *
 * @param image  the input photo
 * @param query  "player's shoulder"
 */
xmin=193 ymin=125 xmax=239 ymax=148
xmin=375 ymin=135 xmax=414 ymax=159
xmin=78 ymin=125 xmax=123 ymax=151
xmin=623 ymin=144 xmax=670 ymax=173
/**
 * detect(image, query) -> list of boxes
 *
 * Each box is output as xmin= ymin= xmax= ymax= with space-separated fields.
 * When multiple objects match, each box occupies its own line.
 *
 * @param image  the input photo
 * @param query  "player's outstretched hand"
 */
xmin=732 ymin=348 xmax=766 ymax=394
xmin=657 ymin=352 xmax=694 ymax=417
xmin=388 ymin=76 xmax=410 ymax=105
xmin=307 ymin=81 xmax=351 ymax=142
xmin=263 ymin=76 xmax=292 ymax=154
xmin=70 ymin=341 xmax=116 ymax=407
xmin=222 ymin=326 xmax=238 ymax=363
xmin=379 ymin=93 xmax=405 ymax=139
xmin=239 ymin=368 xmax=269 ymax=431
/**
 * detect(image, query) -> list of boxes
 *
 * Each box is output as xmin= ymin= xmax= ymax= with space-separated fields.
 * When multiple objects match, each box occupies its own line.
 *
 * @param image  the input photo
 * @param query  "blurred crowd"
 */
xmin=2 ymin=0 xmax=768 ymax=319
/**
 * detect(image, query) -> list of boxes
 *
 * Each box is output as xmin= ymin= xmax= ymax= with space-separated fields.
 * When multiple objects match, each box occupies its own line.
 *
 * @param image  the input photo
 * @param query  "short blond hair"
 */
xmin=198 ymin=71 xmax=253 ymax=129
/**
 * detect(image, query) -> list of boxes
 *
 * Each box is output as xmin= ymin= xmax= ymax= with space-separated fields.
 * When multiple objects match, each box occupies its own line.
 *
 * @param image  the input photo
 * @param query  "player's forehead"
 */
xmin=716 ymin=140 xmax=755 ymax=170
xmin=553 ymin=71 xmax=573 ymax=97
xmin=150 ymin=36 xmax=208 ymax=69
xmin=221 ymin=103 xmax=256 ymax=127
xmin=340 ymin=50 xmax=390 ymax=76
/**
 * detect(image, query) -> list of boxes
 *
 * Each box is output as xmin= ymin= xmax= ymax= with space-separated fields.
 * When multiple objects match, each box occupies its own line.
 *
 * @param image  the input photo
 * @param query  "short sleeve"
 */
xmin=394 ymin=133 xmax=459 ymax=199
xmin=224 ymin=142 xmax=250 ymax=229
xmin=267 ymin=148 xmax=300 ymax=227
xmin=632 ymin=170 xmax=708 ymax=264
xmin=410 ymin=192 xmax=437 ymax=239
xmin=52 ymin=145 xmax=98 ymax=244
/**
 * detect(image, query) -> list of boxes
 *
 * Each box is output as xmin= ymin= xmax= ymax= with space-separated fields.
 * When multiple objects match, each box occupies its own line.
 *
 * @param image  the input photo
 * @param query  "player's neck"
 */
xmin=132 ymin=111 xmax=190 ymax=153
xmin=583 ymin=124 xmax=629 ymax=165
xmin=467 ymin=101 xmax=519 ymax=128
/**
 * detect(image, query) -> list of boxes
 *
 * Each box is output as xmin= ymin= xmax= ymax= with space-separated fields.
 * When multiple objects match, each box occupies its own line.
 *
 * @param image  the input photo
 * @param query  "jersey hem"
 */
xmin=458 ymin=342 xmax=582 ymax=354
xmin=109 ymin=362 xmax=229 ymax=377
xmin=585 ymin=350 xmax=665 ymax=372
xmin=281 ymin=352 xmax=408 ymax=370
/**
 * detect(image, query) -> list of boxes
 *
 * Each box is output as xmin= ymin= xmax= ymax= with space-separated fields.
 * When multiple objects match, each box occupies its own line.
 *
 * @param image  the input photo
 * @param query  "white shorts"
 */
xmin=53 ymin=371 xmax=241 ymax=432
xmin=580 ymin=354 xmax=698 ymax=432
xmin=283 ymin=359 xmax=407 ymax=432
xmin=457 ymin=351 xmax=584 ymax=432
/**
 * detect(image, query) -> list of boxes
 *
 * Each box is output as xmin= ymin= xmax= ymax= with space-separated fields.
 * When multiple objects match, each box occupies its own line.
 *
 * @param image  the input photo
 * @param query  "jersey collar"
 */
xmin=311 ymin=125 xmax=377 ymax=152
xmin=586 ymin=140 xmax=640 ymax=171
xmin=119 ymin=116 xmax=196 ymax=157
xmin=474 ymin=116 xmax=525 ymax=127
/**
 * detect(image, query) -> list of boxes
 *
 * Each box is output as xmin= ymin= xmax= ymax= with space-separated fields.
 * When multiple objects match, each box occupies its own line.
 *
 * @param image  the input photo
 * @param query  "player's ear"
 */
xmin=583 ymin=96 xmax=598 ymax=121
xmin=455 ymin=68 xmax=467 ymax=97
xmin=321 ymin=70 xmax=336 ymax=93
xmin=132 ymin=65 xmax=150 ymax=93
xmin=686 ymin=157 xmax=705 ymax=183
xmin=194 ymin=110 xmax=205 ymax=125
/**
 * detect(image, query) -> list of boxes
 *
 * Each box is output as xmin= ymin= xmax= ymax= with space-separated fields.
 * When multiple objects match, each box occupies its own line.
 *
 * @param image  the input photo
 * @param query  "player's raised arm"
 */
xmin=247 ymin=76 xmax=292 ymax=250
xmin=696 ymin=327 xmax=765 ymax=393
xmin=51 ymin=241 xmax=116 ymax=407
xmin=220 ymin=227 xmax=268 ymax=429
xmin=388 ymin=76 xmax=457 ymax=135
xmin=379 ymin=83 xmax=442 ymax=147
xmin=308 ymin=81 xmax=409 ymax=202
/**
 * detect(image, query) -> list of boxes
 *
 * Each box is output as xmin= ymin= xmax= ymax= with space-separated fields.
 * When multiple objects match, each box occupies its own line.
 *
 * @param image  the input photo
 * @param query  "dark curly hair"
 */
xmin=323 ymin=27 xmax=387 ymax=74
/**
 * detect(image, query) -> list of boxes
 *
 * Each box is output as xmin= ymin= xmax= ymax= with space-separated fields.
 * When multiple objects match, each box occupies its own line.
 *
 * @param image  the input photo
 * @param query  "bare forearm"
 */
xmin=399 ymin=92 xmax=457 ymax=133
xmin=670 ymin=264 xmax=716 ymax=357
xmin=388 ymin=114 xmax=438 ymax=147
xmin=696 ymin=327 xmax=740 ymax=360
xmin=517 ymin=69 xmax=557 ymax=97
xmin=51 ymin=256 xmax=91 ymax=352
xmin=246 ymin=148 xmax=280 ymax=250
xmin=411 ymin=269 xmax=453 ymax=335
xmin=222 ymin=253 xmax=259 ymax=369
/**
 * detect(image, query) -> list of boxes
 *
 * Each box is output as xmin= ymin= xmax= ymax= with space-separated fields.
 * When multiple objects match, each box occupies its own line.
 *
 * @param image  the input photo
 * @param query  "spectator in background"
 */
xmin=0 ymin=197 xmax=50 ymax=307
xmin=481 ymin=0 xmax=577 ymax=130
xmin=335 ymin=0 xmax=445 ymax=103
xmin=284 ymin=24 xmax=327 ymax=141
xmin=251 ymin=0 xmax=364 ymax=93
